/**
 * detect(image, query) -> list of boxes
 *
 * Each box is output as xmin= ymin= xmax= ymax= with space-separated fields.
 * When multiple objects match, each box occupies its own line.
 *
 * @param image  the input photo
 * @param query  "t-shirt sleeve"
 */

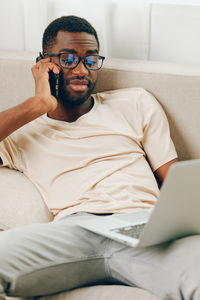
xmin=0 ymin=134 xmax=21 ymax=170
xmin=139 ymin=90 xmax=178 ymax=172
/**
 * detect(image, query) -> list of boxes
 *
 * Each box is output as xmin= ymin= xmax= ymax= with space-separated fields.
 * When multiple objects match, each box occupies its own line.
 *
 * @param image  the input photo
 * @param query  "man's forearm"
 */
xmin=0 ymin=96 xmax=50 ymax=142
xmin=0 ymin=57 xmax=59 ymax=142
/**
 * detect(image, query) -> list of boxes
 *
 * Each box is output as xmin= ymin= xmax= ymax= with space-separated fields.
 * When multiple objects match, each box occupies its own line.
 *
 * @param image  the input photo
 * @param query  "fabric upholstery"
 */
xmin=0 ymin=167 xmax=52 ymax=230
xmin=6 ymin=285 xmax=162 ymax=300
xmin=40 ymin=285 xmax=162 ymax=300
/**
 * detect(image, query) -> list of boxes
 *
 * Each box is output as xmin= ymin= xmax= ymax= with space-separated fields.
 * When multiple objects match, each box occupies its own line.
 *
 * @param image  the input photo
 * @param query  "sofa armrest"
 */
xmin=0 ymin=167 xmax=52 ymax=230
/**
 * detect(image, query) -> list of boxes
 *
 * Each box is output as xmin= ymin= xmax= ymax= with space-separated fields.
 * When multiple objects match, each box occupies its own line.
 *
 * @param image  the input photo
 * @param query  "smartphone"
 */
xmin=36 ymin=52 xmax=60 ymax=99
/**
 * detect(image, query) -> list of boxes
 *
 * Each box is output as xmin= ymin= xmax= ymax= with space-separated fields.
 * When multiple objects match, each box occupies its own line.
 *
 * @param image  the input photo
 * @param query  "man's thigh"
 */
xmin=108 ymin=235 xmax=200 ymax=300
xmin=0 ymin=214 xmax=111 ymax=297
xmin=2 ymin=213 xmax=200 ymax=300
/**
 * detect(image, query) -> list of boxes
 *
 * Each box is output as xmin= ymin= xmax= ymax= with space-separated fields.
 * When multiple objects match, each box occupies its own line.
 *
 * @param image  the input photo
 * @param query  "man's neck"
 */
xmin=47 ymin=96 xmax=94 ymax=123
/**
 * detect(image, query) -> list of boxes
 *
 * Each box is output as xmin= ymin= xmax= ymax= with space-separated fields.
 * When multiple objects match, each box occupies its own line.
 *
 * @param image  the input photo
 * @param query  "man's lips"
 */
xmin=68 ymin=79 xmax=89 ymax=92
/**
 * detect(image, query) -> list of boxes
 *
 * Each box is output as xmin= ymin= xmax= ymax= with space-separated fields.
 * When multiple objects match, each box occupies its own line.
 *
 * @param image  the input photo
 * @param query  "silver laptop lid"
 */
xmin=138 ymin=159 xmax=200 ymax=247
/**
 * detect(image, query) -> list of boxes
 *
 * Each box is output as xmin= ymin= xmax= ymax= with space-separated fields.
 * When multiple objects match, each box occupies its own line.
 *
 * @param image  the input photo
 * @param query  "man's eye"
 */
xmin=61 ymin=54 xmax=75 ymax=66
xmin=85 ymin=56 xmax=97 ymax=66
xmin=86 ymin=60 xmax=96 ymax=66
xmin=63 ymin=59 xmax=74 ymax=65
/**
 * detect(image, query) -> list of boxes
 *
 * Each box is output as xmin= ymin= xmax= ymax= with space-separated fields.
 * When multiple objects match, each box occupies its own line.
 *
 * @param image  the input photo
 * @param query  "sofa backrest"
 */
xmin=0 ymin=50 xmax=200 ymax=160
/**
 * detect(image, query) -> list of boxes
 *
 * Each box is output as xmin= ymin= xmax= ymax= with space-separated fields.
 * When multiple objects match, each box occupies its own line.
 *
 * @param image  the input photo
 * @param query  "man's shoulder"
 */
xmin=92 ymin=88 xmax=159 ymax=123
xmin=8 ymin=115 xmax=47 ymax=141
xmin=94 ymin=87 xmax=155 ymax=105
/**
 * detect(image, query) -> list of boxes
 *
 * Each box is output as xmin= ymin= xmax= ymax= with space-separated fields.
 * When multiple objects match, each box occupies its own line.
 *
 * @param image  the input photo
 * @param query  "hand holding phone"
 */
xmin=36 ymin=52 xmax=60 ymax=99
xmin=49 ymin=72 xmax=60 ymax=99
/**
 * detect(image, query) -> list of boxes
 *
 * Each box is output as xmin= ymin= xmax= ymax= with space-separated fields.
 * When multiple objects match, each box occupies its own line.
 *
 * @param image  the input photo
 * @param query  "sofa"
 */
xmin=0 ymin=50 xmax=200 ymax=300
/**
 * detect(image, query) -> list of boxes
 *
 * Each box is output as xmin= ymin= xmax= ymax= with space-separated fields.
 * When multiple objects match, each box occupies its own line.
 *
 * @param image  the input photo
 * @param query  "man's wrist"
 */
xmin=30 ymin=96 xmax=57 ymax=113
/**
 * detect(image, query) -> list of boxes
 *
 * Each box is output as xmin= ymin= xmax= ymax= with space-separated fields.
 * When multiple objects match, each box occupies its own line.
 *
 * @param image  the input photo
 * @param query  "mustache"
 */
xmin=65 ymin=76 xmax=92 ymax=86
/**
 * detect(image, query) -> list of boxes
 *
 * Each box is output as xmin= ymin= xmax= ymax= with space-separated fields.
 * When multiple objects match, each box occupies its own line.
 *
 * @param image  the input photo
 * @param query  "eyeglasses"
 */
xmin=43 ymin=52 xmax=105 ymax=71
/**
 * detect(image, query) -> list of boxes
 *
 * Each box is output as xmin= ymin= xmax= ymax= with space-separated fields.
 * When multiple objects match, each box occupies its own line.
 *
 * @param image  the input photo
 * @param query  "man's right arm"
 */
xmin=0 ymin=58 xmax=60 ymax=164
xmin=0 ymin=96 xmax=52 ymax=143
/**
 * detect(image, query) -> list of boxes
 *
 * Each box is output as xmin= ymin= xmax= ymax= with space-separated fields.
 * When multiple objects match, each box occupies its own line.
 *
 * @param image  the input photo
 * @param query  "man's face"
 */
xmin=47 ymin=30 xmax=99 ymax=106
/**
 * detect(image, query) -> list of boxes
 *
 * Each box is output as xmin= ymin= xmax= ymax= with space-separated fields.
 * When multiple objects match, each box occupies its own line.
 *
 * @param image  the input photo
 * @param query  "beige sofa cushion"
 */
xmin=39 ymin=285 xmax=162 ymax=300
xmin=6 ymin=286 xmax=162 ymax=300
xmin=0 ymin=167 xmax=52 ymax=230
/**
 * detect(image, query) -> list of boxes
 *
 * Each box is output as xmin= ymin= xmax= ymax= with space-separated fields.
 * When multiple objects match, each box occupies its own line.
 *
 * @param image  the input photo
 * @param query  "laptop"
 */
xmin=77 ymin=159 xmax=200 ymax=247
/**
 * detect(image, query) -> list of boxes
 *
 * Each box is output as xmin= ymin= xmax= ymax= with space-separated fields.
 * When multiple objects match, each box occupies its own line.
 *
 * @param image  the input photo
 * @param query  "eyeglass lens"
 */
xmin=59 ymin=53 xmax=103 ymax=70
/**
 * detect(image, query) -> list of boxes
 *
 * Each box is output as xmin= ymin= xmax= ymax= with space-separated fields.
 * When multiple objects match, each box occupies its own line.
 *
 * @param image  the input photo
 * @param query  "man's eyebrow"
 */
xmin=58 ymin=49 xmax=99 ymax=55
xmin=59 ymin=48 xmax=77 ymax=53
xmin=86 ymin=50 xmax=99 ymax=55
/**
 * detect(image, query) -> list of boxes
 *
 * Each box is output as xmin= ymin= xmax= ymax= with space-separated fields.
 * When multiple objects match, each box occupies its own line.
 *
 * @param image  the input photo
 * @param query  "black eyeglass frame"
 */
xmin=43 ymin=52 xmax=105 ymax=71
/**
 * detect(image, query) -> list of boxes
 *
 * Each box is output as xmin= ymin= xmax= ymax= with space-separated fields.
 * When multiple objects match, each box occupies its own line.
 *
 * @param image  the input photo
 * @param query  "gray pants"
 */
xmin=0 ymin=213 xmax=200 ymax=300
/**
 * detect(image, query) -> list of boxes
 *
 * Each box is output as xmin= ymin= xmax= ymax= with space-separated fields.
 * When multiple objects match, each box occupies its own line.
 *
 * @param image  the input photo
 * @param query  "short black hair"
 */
xmin=42 ymin=15 xmax=100 ymax=53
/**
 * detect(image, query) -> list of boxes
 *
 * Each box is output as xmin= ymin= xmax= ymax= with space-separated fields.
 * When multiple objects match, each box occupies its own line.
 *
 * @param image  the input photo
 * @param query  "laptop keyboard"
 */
xmin=111 ymin=223 xmax=146 ymax=239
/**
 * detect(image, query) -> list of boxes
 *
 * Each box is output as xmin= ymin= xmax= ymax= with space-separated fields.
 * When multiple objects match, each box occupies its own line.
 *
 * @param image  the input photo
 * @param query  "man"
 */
xmin=0 ymin=15 xmax=199 ymax=300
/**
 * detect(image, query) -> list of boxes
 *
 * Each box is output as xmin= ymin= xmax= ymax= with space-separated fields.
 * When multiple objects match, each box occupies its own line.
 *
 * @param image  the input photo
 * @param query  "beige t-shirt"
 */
xmin=0 ymin=88 xmax=177 ymax=220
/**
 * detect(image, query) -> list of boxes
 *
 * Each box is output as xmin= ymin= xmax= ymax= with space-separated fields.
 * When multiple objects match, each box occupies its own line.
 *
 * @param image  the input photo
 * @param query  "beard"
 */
xmin=57 ymin=74 xmax=97 ymax=107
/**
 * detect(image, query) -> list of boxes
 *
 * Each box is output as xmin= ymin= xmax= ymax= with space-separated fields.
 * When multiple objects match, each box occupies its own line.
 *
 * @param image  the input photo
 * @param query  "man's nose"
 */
xmin=72 ymin=60 xmax=89 ymax=76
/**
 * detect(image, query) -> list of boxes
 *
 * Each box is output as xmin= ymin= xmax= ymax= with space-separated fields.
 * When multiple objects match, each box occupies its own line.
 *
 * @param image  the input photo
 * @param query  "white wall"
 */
xmin=1 ymin=0 xmax=200 ymax=64
xmin=150 ymin=4 xmax=200 ymax=64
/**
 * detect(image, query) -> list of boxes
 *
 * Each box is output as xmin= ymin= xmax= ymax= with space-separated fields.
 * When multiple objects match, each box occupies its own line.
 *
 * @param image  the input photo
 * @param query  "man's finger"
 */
xmin=38 ymin=62 xmax=61 ymax=74
xmin=32 ymin=62 xmax=61 ymax=78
